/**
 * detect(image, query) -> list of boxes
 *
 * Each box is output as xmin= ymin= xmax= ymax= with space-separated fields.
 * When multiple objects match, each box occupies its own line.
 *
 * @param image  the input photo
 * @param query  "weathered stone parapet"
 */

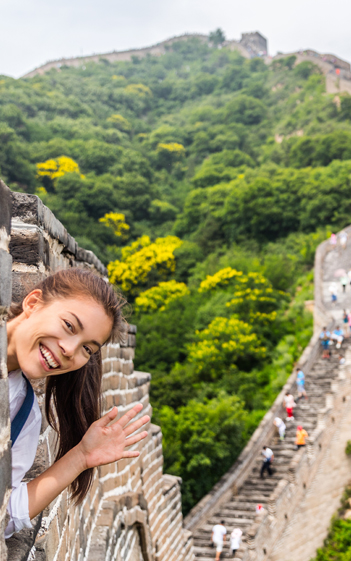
xmin=0 ymin=180 xmax=12 ymax=561
xmin=184 ymin=327 xmax=322 ymax=534
xmin=0 ymin=184 xmax=193 ymax=561
xmin=242 ymin=355 xmax=351 ymax=561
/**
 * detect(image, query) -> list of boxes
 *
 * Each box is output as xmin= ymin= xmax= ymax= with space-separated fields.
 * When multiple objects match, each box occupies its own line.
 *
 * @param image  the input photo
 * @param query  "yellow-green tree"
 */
xmin=124 ymin=84 xmax=152 ymax=97
xmin=99 ymin=212 xmax=130 ymax=239
xmin=187 ymin=316 xmax=266 ymax=380
xmin=135 ymin=280 xmax=190 ymax=313
xmin=199 ymin=267 xmax=285 ymax=325
xmin=156 ymin=142 xmax=185 ymax=168
xmin=108 ymin=235 xmax=183 ymax=296
xmin=36 ymin=156 xmax=83 ymax=181
xmin=106 ymin=114 xmax=131 ymax=131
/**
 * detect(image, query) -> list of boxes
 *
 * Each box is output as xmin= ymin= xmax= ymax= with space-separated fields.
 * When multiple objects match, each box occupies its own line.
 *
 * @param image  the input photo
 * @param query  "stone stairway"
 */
xmin=192 ymin=345 xmax=346 ymax=560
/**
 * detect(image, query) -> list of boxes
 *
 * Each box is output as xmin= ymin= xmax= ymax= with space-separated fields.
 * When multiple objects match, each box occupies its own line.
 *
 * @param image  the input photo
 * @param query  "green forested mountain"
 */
xmin=2 ymin=36 xmax=351 ymax=512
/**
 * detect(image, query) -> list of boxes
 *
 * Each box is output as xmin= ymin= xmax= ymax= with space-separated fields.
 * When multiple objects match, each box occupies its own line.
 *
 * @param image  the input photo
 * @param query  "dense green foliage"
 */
xmin=2 ymin=36 xmax=351 ymax=512
xmin=311 ymin=485 xmax=351 ymax=560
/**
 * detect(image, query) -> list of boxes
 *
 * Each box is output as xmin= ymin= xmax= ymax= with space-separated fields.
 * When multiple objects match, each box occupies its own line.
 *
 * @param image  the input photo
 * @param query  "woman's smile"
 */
xmin=39 ymin=343 xmax=61 ymax=371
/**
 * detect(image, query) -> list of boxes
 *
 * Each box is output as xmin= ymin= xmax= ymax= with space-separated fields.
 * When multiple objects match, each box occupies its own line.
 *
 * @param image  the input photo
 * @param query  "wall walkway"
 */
xmin=185 ymin=230 xmax=351 ymax=560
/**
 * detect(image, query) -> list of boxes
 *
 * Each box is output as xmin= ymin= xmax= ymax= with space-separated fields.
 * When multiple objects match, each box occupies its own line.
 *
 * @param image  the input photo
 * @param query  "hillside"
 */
xmin=2 ymin=34 xmax=351 ymax=512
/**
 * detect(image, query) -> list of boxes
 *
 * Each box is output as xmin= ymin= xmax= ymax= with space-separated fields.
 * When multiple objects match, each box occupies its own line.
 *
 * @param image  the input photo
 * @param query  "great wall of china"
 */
xmin=2 ymin=35 xmax=351 ymax=556
xmin=0 ymin=181 xmax=193 ymax=561
xmin=21 ymin=31 xmax=351 ymax=95
xmin=1 ymin=182 xmax=351 ymax=561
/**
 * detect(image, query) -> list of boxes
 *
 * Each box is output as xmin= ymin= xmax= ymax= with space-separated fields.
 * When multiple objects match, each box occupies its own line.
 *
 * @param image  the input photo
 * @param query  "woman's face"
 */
xmin=14 ymin=291 xmax=113 ymax=379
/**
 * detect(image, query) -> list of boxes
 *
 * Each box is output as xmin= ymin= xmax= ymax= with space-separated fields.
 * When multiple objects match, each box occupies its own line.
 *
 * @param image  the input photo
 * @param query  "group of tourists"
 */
xmin=320 ymin=325 xmax=346 ymax=358
xmin=283 ymin=367 xmax=308 ymax=421
xmin=330 ymin=231 xmax=348 ymax=252
xmin=260 ymin=422 xmax=309 ymax=480
xmin=260 ymin=366 xmax=309 ymax=481
xmin=211 ymin=521 xmax=242 ymax=560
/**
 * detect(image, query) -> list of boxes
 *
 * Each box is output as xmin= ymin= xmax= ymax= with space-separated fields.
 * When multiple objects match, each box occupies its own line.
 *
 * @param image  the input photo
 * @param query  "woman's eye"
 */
xmin=64 ymin=320 xmax=73 ymax=332
xmin=83 ymin=345 xmax=92 ymax=356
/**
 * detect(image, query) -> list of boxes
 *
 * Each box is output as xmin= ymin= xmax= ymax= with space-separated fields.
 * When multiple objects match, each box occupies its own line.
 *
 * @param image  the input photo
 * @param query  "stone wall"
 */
xmin=0 ymin=185 xmax=193 ymax=561
xmin=186 ymin=226 xmax=351 ymax=561
xmin=0 ymin=181 xmax=13 ymax=560
xmin=22 ymin=32 xmax=258 ymax=78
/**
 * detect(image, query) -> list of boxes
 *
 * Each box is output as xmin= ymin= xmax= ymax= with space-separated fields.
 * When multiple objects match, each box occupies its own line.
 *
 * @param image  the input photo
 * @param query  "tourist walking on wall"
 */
xmin=332 ymin=325 xmax=344 ymax=349
xmin=284 ymin=391 xmax=296 ymax=421
xmin=295 ymin=426 xmax=308 ymax=449
xmin=260 ymin=446 xmax=274 ymax=478
xmin=343 ymin=310 xmax=349 ymax=337
xmin=230 ymin=528 xmax=242 ymax=557
xmin=212 ymin=521 xmax=227 ymax=561
xmin=339 ymin=230 xmax=348 ymax=251
xmin=341 ymin=276 xmax=348 ymax=293
xmin=330 ymin=233 xmax=337 ymax=249
xmin=329 ymin=282 xmax=338 ymax=303
xmin=320 ymin=327 xmax=331 ymax=359
xmin=296 ymin=368 xmax=308 ymax=401
xmin=274 ymin=417 xmax=286 ymax=441
xmin=5 ymin=269 xmax=150 ymax=539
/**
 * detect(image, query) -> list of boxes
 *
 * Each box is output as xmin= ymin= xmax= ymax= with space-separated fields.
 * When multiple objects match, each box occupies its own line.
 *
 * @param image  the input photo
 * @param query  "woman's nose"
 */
xmin=59 ymin=342 xmax=76 ymax=359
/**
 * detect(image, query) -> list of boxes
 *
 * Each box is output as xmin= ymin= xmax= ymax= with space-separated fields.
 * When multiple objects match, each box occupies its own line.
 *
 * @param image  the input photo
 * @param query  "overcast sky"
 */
xmin=2 ymin=0 xmax=351 ymax=78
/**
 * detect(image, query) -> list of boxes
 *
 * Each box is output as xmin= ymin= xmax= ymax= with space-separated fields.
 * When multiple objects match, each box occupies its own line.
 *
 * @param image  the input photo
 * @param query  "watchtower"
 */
xmin=240 ymin=32 xmax=268 ymax=56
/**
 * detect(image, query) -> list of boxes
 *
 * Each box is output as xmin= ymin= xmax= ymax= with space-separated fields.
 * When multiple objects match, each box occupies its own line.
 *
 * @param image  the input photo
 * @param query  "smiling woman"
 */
xmin=5 ymin=268 xmax=150 ymax=538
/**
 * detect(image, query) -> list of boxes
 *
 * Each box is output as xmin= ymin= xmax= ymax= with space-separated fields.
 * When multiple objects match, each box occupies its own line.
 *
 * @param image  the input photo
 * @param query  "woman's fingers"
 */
xmin=122 ymin=450 xmax=140 ymax=458
xmin=124 ymin=415 xmax=150 ymax=437
xmin=95 ymin=406 xmax=119 ymax=427
xmin=125 ymin=431 xmax=148 ymax=447
xmin=117 ymin=403 xmax=144 ymax=428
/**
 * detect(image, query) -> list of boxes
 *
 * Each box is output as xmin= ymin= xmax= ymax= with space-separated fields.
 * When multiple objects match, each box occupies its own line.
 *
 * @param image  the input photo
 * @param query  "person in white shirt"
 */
xmin=212 ymin=521 xmax=227 ymax=560
xmin=274 ymin=417 xmax=286 ymax=441
xmin=5 ymin=269 xmax=150 ymax=539
xmin=260 ymin=446 xmax=274 ymax=479
xmin=230 ymin=527 xmax=242 ymax=557
xmin=284 ymin=392 xmax=296 ymax=421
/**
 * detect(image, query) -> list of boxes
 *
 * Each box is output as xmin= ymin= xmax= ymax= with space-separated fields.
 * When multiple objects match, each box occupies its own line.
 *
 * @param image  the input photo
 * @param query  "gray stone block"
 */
xmin=0 ymin=180 xmax=12 ymax=234
xmin=0 ymin=444 xmax=11 ymax=508
xmin=0 ymin=250 xmax=12 ymax=307
xmin=9 ymin=229 xmax=47 ymax=267
xmin=6 ymin=513 xmax=42 ymax=561
xmin=0 ymin=378 xmax=9 ymax=427
xmin=0 ymin=325 xmax=8 ymax=378
xmin=11 ymin=191 xmax=107 ymax=276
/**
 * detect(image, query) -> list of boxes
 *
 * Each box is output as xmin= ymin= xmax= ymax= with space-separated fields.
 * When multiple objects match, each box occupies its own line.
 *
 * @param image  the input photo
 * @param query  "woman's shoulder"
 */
xmin=8 ymin=370 xmax=42 ymax=427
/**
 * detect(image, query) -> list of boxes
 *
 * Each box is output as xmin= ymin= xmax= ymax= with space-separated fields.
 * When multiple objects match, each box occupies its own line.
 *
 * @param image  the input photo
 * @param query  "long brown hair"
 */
xmin=8 ymin=268 xmax=125 ymax=503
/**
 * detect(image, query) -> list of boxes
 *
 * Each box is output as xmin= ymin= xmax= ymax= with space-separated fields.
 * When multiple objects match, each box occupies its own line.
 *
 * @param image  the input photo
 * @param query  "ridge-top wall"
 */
xmin=186 ymin=228 xmax=351 ymax=561
xmin=0 ymin=184 xmax=193 ymax=561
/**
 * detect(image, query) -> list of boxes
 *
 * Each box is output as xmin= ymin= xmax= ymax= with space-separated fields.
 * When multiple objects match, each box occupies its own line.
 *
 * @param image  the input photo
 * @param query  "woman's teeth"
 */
xmin=39 ymin=344 xmax=59 ymax=369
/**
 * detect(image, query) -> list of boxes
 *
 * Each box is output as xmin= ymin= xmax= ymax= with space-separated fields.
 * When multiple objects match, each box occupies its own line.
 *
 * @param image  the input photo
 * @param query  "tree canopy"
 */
xmin=2 ymin=35 xmax=349 ymax=512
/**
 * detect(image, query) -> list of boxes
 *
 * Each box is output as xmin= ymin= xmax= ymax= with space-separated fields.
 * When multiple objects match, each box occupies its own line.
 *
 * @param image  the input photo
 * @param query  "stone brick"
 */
xmin=0 ymin=250 xmax=12 ymax=308
xmin=0 ymin=180 xmax=12 ymax=234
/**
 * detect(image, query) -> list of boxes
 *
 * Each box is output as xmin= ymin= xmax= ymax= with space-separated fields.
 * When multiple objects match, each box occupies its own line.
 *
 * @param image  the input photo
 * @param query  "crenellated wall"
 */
xmin=0 ymin=183 xmax=193 ymax=561
xmin=0 ymin=180 xmax=13 ymax=561
xmin=186 ymin=226 xmax=351 ymax=561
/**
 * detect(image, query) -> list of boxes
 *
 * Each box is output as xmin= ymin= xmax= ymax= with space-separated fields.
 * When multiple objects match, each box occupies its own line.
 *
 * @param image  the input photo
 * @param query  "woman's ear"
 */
xmin=22 ymin=289 xmax=43 ymax=318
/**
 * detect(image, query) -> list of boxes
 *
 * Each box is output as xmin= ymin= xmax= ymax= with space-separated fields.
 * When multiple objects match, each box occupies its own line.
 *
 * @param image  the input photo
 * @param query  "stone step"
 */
xmin=191 ymin=342 xmax=343 ymax=557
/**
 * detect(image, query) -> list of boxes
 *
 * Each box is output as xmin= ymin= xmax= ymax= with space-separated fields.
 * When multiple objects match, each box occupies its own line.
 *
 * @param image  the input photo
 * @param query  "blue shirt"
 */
xmin=297 ymin=370 xmax=305 ymax=387
xmin=334 ymin=329 xmax=343 ymax=337
xmin=320 ymin=331 xmax=330 ymax=340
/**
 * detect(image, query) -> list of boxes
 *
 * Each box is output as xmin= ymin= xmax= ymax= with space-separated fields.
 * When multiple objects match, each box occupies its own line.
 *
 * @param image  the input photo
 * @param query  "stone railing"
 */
xmin=1 ymin=183 xmax=194 ymax=561
xmin=244 ymin=353 xmax=351 ymax=560
xmin=184 ymin=330 xmax=322 ymax=533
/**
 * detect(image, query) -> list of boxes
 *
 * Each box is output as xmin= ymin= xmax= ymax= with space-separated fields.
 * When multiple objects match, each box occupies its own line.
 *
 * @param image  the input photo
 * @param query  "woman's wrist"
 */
xmin=71 ymin=443 xmax=89 ymax=474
